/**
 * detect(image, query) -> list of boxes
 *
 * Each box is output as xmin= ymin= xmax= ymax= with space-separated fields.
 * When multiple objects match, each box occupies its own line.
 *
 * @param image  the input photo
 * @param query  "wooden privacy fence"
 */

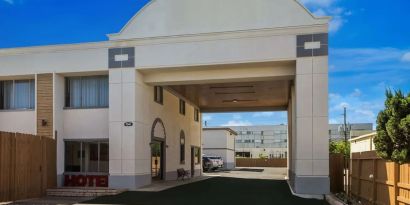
xmin=350 ymin=151 xmax=410 ymax=205
xmin=0 ymin=132 xmax=56 ymax=202
xmin=236 ymin=158 xmax=287 ymax=167
xmin=329 ymin=153 xmax=345 ymax=193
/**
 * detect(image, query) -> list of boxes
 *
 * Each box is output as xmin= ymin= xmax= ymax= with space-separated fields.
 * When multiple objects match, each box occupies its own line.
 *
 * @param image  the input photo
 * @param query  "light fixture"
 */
xmin=232 ymin=99 xmax=238 ymax=103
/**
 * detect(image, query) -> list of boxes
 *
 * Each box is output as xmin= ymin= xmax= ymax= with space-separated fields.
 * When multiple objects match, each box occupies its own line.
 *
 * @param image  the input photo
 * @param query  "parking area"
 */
xmin=203 ymin=167 xmax=288 ymax=180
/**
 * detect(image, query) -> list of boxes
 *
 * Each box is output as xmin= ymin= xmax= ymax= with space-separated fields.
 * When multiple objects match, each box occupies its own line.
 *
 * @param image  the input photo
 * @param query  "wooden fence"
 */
xmin=329 ymin=153 xmax=345 ymax=193
xmin=236 ymin=158 xmax=287 ymax=167
xmin=350 ymin=151 xmax=410 ymax=205
xmin=0 ymin=132 xmax=56 ymax=202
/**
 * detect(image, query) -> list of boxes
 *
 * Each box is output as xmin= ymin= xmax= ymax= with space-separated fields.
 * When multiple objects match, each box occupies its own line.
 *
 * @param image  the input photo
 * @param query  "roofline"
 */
xmin=203 ymin=127 xmax=238 ymax=136
xmin=107 ymin=0 xmax=330 ymax=39
xmin=107 ymin=0 xmax=155 ymax=38
xmin=0 ymin=24 xmax=328 ymax=56
xmin=348 ymin=132 xmax=377 ymax=142
xmin=294 ymin=0 xmax=332 ymax=20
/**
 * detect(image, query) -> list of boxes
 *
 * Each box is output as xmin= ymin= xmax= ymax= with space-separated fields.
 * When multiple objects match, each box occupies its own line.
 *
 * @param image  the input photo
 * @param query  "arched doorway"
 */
xmin=151 ymin=118 xmax=166 ymax=180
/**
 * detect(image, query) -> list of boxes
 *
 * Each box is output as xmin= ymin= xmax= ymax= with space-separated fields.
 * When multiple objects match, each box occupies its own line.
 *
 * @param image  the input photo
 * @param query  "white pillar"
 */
xmin=108 ymin=68 xmax=150 ymax=189
xmin=292 ymin=55 xmax=329 ymax=196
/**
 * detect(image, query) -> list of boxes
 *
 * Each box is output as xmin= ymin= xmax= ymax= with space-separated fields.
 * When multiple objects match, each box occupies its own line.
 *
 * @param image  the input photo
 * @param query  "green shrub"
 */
xmin=374 ymin=90 xmax=410 ymax=164
xmin=330 ymin=140 xmax=350 ymax=157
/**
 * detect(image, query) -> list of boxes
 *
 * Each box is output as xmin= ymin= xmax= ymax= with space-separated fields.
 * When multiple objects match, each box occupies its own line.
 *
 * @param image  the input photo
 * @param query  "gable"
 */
xmin=108 ymin=0 xmax=329 ymax=40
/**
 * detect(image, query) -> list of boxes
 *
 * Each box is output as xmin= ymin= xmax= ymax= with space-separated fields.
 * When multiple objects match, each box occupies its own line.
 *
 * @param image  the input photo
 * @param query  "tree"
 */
xmin=330 ymin=140 xmax=350 ymax=157
xmin=374 ymin=89 xmax=410 ymax=164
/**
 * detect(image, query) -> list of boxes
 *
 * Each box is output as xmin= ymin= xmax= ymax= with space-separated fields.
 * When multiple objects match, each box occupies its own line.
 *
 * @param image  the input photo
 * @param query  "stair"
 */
xmin=47 ymin=187 xmax=127 ymax=197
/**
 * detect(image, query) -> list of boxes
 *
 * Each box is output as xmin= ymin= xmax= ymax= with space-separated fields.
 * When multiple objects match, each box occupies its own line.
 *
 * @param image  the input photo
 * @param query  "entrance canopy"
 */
xmin=168 ymin=80 xmax=290 ymax=112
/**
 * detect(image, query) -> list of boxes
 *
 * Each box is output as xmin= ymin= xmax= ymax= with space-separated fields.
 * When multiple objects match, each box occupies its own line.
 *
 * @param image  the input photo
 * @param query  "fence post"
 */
xmin=357 ymin=154 xmax=362 ymax=201
xmin=372 ymin=159 xmax=376 ymax=205
xmin=393 ymin=163 xmax=399 ymax=205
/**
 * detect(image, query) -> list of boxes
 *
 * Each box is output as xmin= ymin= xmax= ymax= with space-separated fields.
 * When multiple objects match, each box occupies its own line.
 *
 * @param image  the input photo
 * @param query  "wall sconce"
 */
xmin=42 ymin=119 xmax=48 ymax=126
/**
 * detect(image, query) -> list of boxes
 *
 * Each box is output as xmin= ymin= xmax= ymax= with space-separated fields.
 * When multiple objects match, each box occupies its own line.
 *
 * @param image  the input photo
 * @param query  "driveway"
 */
xmin=204 ymin=167 xmax=288 ymax=180
xmin=83 ymin=176 xmax=328 ymax=205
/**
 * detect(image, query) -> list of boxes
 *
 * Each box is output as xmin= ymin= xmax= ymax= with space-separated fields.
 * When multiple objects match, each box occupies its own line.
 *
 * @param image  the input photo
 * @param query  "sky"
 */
xmin=0 ymin=0 xmax=409 ymax=127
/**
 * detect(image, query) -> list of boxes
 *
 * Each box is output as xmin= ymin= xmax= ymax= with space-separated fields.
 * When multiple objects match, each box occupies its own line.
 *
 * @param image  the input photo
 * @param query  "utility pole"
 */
xmin=344 ymin=107 xmax=348 ymax=142
xmin=342 ymin=106 xmax=349 ymax=199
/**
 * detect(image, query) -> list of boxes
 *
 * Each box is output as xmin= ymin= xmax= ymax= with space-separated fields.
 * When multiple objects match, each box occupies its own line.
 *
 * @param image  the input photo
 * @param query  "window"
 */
xmin=65 ymin=76 xmax=108 ymax=108
xmin=194 ymin=147 xmax=200 ymax=164
xmin=179 ymin=99 xmax=185 ymax=115
xmin=0 ymin=80 xmax=35 ymax=110
xmin=65 ymin=140 xmax=109 ymax=173
xmin=194 ymin=108 xmax=199 ymax=122
xmin=180 ymin=131 xmax=185 ymax=164
xmin=154 ymin=86 xmax=163 ymax=104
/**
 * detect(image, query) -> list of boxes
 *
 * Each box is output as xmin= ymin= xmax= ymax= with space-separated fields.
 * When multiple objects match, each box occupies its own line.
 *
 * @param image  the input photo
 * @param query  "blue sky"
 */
xmin=0 ymin=0 xmax=409 ymax=127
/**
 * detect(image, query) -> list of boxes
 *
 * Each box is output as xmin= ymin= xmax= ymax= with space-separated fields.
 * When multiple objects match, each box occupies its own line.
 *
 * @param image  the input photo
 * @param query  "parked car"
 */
xmin=202 ymin=156 xmax=224 ymax=171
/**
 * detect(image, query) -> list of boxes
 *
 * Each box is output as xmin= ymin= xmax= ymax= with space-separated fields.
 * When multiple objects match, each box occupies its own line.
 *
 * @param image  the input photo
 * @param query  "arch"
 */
xmin=151 ymin=118 xmax=166 ymax=140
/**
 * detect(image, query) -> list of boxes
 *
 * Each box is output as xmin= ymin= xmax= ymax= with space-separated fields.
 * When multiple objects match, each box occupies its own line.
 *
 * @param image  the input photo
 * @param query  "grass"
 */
xmin=83 ymin=177 xmax=329 ymax=205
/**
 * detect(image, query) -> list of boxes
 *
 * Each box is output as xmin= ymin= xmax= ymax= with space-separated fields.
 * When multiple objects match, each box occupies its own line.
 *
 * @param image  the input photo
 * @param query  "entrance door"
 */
xmin=151 ymin=141 xmax=164 ymax=180
xmin=191 ymin=147 xmax=195 ymax=177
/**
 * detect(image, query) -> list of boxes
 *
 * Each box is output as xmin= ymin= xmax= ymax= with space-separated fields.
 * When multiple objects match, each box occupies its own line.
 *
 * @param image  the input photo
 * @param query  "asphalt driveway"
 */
xmin=83 ymin=177 xmax=328 ymax=205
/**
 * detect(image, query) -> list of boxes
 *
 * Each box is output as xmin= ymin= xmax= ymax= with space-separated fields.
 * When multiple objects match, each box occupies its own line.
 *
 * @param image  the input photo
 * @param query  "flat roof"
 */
xmin=202 ymin=127 xmax=238 ymax=136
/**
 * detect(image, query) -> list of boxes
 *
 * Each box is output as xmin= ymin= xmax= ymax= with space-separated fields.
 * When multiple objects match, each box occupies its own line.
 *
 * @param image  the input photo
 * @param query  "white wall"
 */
xmin=0 ymin=48 xmax=108 ymax=76
xmin=109 ymin=68 xmax=202 ymax=187
xmin=110 ymin=0 xmax=328 ymax=40
xmin=63 ymin=109 xmax=109 ymax=139
xmin=0 ymin=111 xmax=36 ymax=134
xmin=351 ymin=138 xmax=375 ymax=153
xmin=203 ymin=129 xmax=236 ymax=169
xmin=203 ymin=130 xmax=228 ymax=149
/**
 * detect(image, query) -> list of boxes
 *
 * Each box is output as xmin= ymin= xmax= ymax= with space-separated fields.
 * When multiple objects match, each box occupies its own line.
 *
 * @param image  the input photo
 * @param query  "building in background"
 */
xmin=230 ymin=125 xmax=288 ymax=159
xmin=349 ymin=132 xmax=377 ymax=153
xmin=328 ymin=123 xmax=373 ymax=141
xmin=202 ymin=128 xmax=237 ymax=170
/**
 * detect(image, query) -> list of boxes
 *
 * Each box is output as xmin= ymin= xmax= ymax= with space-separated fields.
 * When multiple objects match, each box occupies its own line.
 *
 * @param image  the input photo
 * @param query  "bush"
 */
xmin=374 ymin=90 xmax=410 ymax=164
xmin=330 ymin=140 xmax=350 ymax=157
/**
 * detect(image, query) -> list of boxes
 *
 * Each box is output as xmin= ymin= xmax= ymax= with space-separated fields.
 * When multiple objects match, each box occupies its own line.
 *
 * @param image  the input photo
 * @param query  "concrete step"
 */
xmin=47 ymin=187 xmax=126 ymax=197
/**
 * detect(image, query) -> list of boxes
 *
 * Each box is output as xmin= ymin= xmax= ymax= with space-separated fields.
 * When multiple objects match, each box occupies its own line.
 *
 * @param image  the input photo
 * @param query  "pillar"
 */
xmin=292 ymin=33 xmax=329 ymax=196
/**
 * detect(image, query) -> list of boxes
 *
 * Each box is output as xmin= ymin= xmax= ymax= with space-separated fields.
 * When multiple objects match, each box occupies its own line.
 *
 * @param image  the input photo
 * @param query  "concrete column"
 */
xmin=292 ymin=55 xmax=329 ymax=196
xmin=108 ymin=68 xmax=150 ymax=189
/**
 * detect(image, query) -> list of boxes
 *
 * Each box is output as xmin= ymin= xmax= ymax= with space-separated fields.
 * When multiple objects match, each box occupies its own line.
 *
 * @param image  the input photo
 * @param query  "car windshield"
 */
xmin=208 ymin=157 xmax=221 ymax=159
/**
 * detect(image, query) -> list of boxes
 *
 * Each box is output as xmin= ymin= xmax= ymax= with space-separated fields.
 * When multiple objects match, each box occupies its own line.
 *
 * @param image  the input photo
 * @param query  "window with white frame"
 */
xmin=0 ymin=79 xmax=35 ymax=110
xmin=65 ymin=76 xmax=109 ymax=108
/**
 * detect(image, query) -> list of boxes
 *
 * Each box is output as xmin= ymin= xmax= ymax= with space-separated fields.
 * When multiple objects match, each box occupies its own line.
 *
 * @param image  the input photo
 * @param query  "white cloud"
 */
xmin=350 ymin=89 xmax=362 ymax=97
xmin=313 ymin=9 xmax=327 ymax=16
xmin=232 ymin=114 xmax=242 ymax=120
xmin=402 ymin=52 xmax=410 ymax=62
xmin=329 ymin=16 xmax=344 ymax=33
xmin=329 ymin=90 xmax=384 ymax=125
xmin=331 ymin=47 xmax=410 ymax=72
xmin=252 ymin=112 xmax=275 ymax=117
xmin=2 ymin=0 xmax=14 ymax=4
xmin=202 ymin=114 xmax=213 ymax=121
xmin=222 ymin=120 xmax=253 ymax=126
xmin=299 ymin=0 xmax=336 ymax=8
xmin=301 ymin=0 xmax=350 ymax=33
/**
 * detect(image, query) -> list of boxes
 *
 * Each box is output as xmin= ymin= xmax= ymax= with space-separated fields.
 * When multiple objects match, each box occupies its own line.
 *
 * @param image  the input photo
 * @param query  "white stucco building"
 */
xmin=0 ymin=0 xmax=330 ymax=197
xmin=203 ymin=128 xmax=237 ymax=170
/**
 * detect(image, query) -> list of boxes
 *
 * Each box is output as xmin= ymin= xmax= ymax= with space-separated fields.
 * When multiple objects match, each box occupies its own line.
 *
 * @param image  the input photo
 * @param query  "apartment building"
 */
xmin=328 ymin=123 xmax=373 ymax=141
xmin=232 ymin=125 xmax=288 ymax=159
